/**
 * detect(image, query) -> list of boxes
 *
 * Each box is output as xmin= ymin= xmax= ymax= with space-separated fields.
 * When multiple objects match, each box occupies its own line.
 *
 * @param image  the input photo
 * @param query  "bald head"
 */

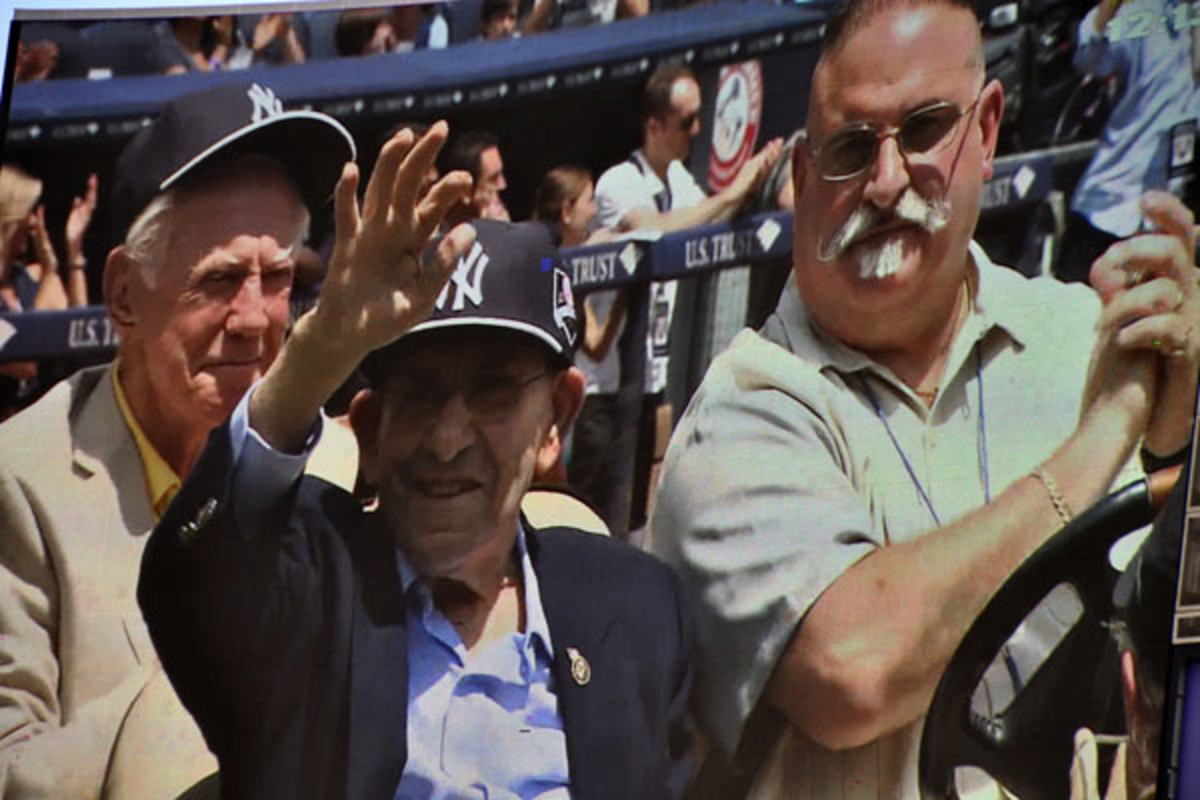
xmin=808 ymin=0 xmax=984 ymax=128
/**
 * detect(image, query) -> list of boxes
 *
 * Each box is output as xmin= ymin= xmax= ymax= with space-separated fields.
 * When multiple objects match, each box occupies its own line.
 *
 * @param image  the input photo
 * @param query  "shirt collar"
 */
xmin=111 ymin=359 xmax=181 ymax=519
xmin=770 ymin=240 xmax=1029 ymax=383
xmin=631 ymin=149 xmax=666 ymax=195
xmin=395 ymin=522 xmax=554 ymax=659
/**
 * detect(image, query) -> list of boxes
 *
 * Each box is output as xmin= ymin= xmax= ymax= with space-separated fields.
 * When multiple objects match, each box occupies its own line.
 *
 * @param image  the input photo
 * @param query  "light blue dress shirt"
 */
xmin=228 ymin=389 xmax=571 ymax=799
xmin=1070 ymin=0 xmax=1197 ymax=237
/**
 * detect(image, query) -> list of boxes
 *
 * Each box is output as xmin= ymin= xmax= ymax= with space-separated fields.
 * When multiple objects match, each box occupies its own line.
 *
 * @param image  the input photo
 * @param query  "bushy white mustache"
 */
xmin=817 ymin=189 xmax=951 ymax=279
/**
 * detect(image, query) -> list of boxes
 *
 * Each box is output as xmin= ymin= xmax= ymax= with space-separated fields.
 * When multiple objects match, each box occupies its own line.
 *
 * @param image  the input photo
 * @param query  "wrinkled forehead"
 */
xmin=808 ymin=4 xmax=982 ymax=133
xmin=162 ymin=171 xmax=308 ymax=263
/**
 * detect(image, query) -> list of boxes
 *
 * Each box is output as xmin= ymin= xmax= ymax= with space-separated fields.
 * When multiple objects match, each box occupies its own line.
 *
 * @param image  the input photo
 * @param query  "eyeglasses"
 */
xmin=809 ymin=90 xmax=984 ymax=182
xmin=387 ymin=369 xmax=551 ymax=422
xmin=677 ymin=111 xmax=699 ymax=132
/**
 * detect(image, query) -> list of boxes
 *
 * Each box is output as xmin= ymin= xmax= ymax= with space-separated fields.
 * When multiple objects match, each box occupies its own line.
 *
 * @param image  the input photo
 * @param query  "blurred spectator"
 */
xmin=160 ymin=14 xmax=308 ymax=72
xmin=525 ymin=0 xmax=647 ymax=32
xmin=592 ymin=63 xmax=780 ymax=535
xmin=534 ymin=164 xmax=609 ymax=248
xmin=1056 ymin=0 xmax=1197 ymax=283
xmin=1 ymin=171 xmax=95 ymax=348
xmin=441 ymin=129 xmax=511 ymax=226
xmin=236 ymin=13 xmax=307 ymax=66
xmin=80 ymin=20 xmax=177 ymax=78
xmin=158 ymin=16 xmax=242 ymax=73
xmin=480 ymin=0 xmax=520 ymax=40
xmin=595 ymin=64 xmax=781 ymax=234
xmin=14 ymin=22 xmax=87 ymax=81
xmin=0 ymin=166 xmax=95 ymax=414
xmin=533 ymin=165 xmax=629 ymax=529
xmin=335 ymin=6 xmax=425 ymax=56
xmin=14 ymin=41 xmax=60 ymax=83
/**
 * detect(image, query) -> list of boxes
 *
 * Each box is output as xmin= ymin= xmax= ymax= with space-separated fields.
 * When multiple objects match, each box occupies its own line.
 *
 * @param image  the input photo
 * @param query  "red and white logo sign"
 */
xmin=708 ymin=60 xmax=763 ymax=193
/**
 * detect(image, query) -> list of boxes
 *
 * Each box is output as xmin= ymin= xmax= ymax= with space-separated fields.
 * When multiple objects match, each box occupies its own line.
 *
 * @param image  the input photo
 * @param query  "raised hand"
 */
xmin=1089 ymin=190 xmax=1199 ymax=456
xmin=730 ymin=137 xmax=784 ymax=199
xmin=65 ymin=173 xmax=99 ymax=267
xmin=309 ymin=121 xmax=474 ymax=366
xmin=253 ymin=14 xmax=288 ymax=52
xmin=251 ymin=122 xmax=473 ymax=453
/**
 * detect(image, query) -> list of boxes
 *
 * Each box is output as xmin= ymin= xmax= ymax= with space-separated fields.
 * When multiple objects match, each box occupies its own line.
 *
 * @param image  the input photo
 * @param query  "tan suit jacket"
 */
xmin=0 ymin=364 xmax=215 ymax=798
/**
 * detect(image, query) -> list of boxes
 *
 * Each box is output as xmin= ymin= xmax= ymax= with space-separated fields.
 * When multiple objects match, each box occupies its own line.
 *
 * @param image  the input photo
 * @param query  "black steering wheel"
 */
xmin=919 ymin=477 xmax=1162 ymax=800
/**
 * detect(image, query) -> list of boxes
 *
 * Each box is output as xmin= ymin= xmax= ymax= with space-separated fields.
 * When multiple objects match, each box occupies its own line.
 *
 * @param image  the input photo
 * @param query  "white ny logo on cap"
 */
xmin=436 ymin=241 xmax=490 ymax=312
xmin=247 ymin=83 xmax=284 ymax=123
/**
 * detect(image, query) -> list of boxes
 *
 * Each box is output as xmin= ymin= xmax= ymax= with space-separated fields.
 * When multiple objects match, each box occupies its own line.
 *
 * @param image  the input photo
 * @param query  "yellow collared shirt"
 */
xmin=112 ymin=364 xmax=180 ymax=519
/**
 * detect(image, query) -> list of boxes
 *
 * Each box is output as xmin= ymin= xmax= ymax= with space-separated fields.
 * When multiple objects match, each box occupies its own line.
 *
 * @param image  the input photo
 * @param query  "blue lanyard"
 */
xmin=859 ymin=343 xmax=1021 ymax=692
xmin=858 ymin=342 xmax=989 ymax=528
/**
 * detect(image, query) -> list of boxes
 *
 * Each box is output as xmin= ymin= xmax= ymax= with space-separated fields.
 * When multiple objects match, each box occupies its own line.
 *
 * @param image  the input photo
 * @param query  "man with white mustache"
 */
xmin=650 ymin=1 xmax=1200 ymax=797
xmin=819 ymin=186 xmax=949 ymax=279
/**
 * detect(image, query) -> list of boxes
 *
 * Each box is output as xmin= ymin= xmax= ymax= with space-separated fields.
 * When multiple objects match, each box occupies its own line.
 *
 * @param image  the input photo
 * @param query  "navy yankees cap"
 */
xmin=111 ymin=81 xmax=355 ymax=236
xmin=362 ymin=220 xmax=578 ymax=381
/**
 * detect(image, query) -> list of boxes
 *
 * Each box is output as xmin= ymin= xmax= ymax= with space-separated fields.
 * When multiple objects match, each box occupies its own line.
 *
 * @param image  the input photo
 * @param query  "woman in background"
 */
xmin=0 ymin=165 xmax=96 ymax=417
xmin=533 ymin=164 xmax=625 ymax=527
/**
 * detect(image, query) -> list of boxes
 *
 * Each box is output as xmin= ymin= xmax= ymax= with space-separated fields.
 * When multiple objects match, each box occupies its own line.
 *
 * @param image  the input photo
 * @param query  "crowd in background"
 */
xmin=11 ymin=0 xmax=693 ymax=82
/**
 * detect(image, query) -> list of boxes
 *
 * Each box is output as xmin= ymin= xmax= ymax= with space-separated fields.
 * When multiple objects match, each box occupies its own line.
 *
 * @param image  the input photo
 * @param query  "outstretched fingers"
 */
xmin=417 ymin=223 xmax=477 ymax=309
xmin=83 ymin=173 xmax=99 ymax=208
xmin=392 ymin=120 xmax=451 ymax=229
xmin=416 ymin=170 xmax=474 ymax=242
xmin=327 ymin=162 xmax=361 ymax=285
xmin=364 ymin=127 xmax=416 ymax=225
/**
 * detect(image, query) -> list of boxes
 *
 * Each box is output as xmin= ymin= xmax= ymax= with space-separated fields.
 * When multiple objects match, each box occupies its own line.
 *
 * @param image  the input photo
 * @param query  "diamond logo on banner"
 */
xmin=1013 ymin=165 xmax=1036 ymax=200
xmin=619 ymin=243 xmax=641 ymax=277
xmin=756 ymin=218 xmax=782 ymax=252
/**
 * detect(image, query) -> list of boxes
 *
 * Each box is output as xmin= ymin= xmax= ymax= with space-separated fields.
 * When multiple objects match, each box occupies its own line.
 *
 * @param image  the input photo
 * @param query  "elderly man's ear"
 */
xmin=103 ymin=246 xmax=138 ymax=330
xmin=977 ymin=78 xmax=1005 ymax=181
xmin=536 ymin=366 xmax=586 ymax=477
xmin=349 ymin=388 xmax=383 ymax=487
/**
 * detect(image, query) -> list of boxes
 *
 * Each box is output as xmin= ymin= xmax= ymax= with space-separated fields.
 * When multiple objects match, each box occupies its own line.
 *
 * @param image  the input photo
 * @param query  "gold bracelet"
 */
xmin=1032 ymin=465 xmax=1072 ymax=525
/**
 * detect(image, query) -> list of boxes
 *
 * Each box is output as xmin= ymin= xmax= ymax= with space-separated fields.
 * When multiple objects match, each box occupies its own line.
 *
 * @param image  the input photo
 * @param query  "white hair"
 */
xmin=123 ymin=190 xmax=175 ymax=288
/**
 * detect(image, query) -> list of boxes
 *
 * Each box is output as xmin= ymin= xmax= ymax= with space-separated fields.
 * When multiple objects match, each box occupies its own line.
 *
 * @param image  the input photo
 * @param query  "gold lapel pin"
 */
xmin=567 ymin=647 xmax=591 ymax=686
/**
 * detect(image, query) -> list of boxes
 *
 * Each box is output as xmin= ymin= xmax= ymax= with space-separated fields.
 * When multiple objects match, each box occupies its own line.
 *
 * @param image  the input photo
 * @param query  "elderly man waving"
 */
xmin=138 ymin=123 xmax=695 ymax=799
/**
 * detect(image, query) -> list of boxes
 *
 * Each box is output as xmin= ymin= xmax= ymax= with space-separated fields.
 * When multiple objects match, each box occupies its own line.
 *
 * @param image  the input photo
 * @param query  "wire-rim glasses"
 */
xmin=809 ymin=87 xmax=985 ymax=182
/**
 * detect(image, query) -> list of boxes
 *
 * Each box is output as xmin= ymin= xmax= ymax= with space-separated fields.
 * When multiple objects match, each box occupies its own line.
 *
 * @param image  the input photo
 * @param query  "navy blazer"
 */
xmin=138 ymin=422 xmax=695 ymax=799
